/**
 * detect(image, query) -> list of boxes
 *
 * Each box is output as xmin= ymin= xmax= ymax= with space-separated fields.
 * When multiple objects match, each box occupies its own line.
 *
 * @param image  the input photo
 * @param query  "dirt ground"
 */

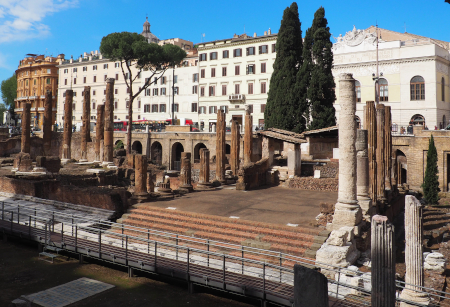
xmin=0 ymin=237 xmax=255 ymax=307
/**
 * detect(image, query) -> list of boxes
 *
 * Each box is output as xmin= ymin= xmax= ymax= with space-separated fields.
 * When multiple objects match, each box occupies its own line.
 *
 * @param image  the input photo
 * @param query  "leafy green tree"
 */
xmin=423 ymin=135 xmax=440 ymax=205
xmin=1 ymin=74 xmax=17 ymax=122
xmin=306 ymin=7 xmax=336 ymax=130
xmin=100 ymin=32 xmax=186 ymax=154
xmin=264 ymin=2 xmax=304 ymax=132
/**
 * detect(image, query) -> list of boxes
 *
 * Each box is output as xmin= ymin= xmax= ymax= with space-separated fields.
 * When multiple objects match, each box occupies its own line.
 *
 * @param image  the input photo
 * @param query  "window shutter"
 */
xmin=259 ymin=46 xmax=261 ymax=54
xmin=246 ymin=48 xmax=249 ymax=56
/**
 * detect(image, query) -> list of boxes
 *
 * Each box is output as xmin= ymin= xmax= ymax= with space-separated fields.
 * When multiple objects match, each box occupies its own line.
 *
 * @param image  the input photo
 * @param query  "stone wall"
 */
xmin=307 ymin=137 xmax=338 ymax=160
xmin=288 ymin=177 xmax=338 ymax=192
xmin=236 ymin=158 xmax=271 ymax=190
xmin=314 ymin=162 xmax=339 ymax=178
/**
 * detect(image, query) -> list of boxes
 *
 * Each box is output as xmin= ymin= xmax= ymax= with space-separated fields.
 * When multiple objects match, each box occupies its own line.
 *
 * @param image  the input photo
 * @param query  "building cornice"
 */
xmin=198 ymin=36 xmax=277 ymax=52
xmin=332 ymin=55 xmax=439 ymax=70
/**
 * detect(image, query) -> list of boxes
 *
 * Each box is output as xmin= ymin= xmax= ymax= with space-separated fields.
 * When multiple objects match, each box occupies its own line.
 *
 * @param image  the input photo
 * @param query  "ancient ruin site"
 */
xmin=3 ymin=72 xmax=450 ymax=307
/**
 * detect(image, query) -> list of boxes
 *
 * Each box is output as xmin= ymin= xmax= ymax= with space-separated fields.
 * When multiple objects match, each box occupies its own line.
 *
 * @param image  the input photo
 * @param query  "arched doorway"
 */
xmin=194 ymin=143 xmax=207 ymax=163
xmin=410 ymin=114 xmax=425 ymax=126
xmin=115 ymin=140 xmax=124 ymax=149
xmin=151 ymin=141 xmax=162 ymax=164
xmin=396 ymin=150 xmax=407 ymax=186
xmin=171 ymin=142 xmax=184 ymax=170
xmin=132 ymin=141 xmax=143 ymax=154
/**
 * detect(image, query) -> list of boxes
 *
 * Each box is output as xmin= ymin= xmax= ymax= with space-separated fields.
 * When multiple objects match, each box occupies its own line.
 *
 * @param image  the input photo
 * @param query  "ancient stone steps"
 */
xmin=117 ymin=205 xmax=325 ymax=258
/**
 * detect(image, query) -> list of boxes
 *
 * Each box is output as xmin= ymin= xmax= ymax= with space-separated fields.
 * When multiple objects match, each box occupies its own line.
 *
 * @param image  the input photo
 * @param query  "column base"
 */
xmin=61 ymin=159 xmax=71 ymax=165
xmin=328 ymin=204 xmax=363 ymax=236
xmin=78 ymin=159 xmax=88 ymax=163
xmin=399 ymin=289 xmax=430 ymax=306
xmin=129 ymin=192 xmax=151 ymax=206
xmin=196 ymin=182 xmax=213 ymax=190
xmin=179 ymin=184 xmax=194 ymax=193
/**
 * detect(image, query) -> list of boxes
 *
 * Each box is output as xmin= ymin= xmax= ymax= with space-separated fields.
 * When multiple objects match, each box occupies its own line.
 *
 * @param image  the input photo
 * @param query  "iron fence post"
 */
xmin=280 ymin=252 xmax=282 ymax=283
xmin=147 ymin=230 xmax=150 ymax=254
xmin=98 ymin=230 xmax=102 ymax=258
xmin=75 ymin=225 xmax=78 ymax=253
xmin=72 ymin=217 xmax=74 ymax=236
xmin=263 ymin=262 xmax=266 ymax=302
xmin=176 ymin=234 xmax=179 ymax=261
xmin=28 ymin=216 xmax=31 ymax=237
xmin=223 ymin=254 xmax=226 ymax=288
xmin=125 ymin=236 xmax=128 ymax=266
xmin=17 ymin=207 xmax=19 ymax=224
xmin=52 ymin=212 xmax=55 ymax=232
xmin=10 ymin=212 xmax=13 ymax=232
xmin=61 ymin=222 xmax=64 ymax=243
xmin=1 ymin=201 xmax=4 ymax=220
xmin=121 ymin=225 xmax=124 ymax=248
xmin=34 ymin=209 xmax=36 ymax=227
xmin=44 ymin=220 xmax=47 ymax=249
xmin=187 ymin=248 xmax=190 ymax=272
xmin=207 ymin=239 xmax=210 ymax=267
xmin=241 ymin=246 xmax=244 ymax=274
xmin=154 ymin=241 xmax=157 ymax=268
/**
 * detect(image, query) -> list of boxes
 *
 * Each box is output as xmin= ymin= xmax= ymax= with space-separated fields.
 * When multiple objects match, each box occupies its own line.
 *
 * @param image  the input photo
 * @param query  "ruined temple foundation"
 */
xmin=103 ymin=79 xmax=115 ymax=166
xmin=356 ymin=129 xmax=373 ymax=220
xmin=130 ymin=154 xmax=151 ymax=204
xmin=179 ymin=152 xmax=193 ymax=192
xmin=230 ymin=120 xmax=240 ymax=177
xmin=43 ymin=90 xmax=53 ymax=156
xmin=371 ymin=215 xmax=396 ymax=307
xmin=197 ymin=148 xmax=213 ymax=190
xmin=215 ymin=109 xmax=226 ymax=183
xmin=80 ymin=86 xmax=91 ymax=162
xmin=94 ymin=105 xmax=105 ymax=163
xmin=329 ymin=73 xmax=362 ymax=234
xmin=62 ymin=90 xmax=73 ymax=163
xmin=399 ymin=196 xmax=430 ymax=306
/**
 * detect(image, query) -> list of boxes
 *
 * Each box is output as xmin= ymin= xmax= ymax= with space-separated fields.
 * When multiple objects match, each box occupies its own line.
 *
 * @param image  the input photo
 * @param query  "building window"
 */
xmin=192 ymin=85 xmax=198 ymax=94
xmin=222 ymin=85 xmax=227 ymax=96
xmin=93 ymin=76 xmax=97 ymax=82
xmin=246 ymin=47 xmax=255 ymax=56
xmin=200 ymin=87 xmax=205 ymax=97
xmin=115 ymin=62 xmax=120 ymax=68
xmin=200 ymin=53 xmax=207 ymax=61
xmin=73 ymin=91 xmax=77 ymax=97
xmin=104 ymin=90 xmax=106 ymax=95
xmin=93 ymin=65 xmax=97 ymax=70
xmin=64 ymin=69 xmax=68 ymax=74
xmin=83 ymin=66 xmax=87 ymax=72
xmin=92 ymin=102 xmax=96 ymax=109
xmin=160 ymin=104 xmax=166 ymax=112
xmin=261 ymin=104 xmax=266 ymax=113
xmin=261 ymin=62 xmax=266 ymax=73
xmin=143 ymin=104 xmax=150 ymax=112
xmin=172 ymin=103 xmax=179 ymax=112
xmin=83 ymin=77 xmax=86 ymax=83
xmin=73 ymin=68 xmax=77 ymax=72
xmin=161 ymin=88 xmax=166 ymax=95
xmin=233 ymin=48 xmax=242 ymax=57
xmin=104 ymin=75 xmax=107 ymax=81
xmin=64 ymin=79 xmax=67 ymax=85
xmin=220 ymin=105 xmax=228 ymax=114
xmin=193 ymin=73 xmax=198 ymax=82
xmin=261 ymin=82 xmax=266 ymax=94
xmin=235 ymin=65 xmax=240 ymax=75
xmin=210 ymin=52 xmax=218 ymax=60
xmin=355 ymin=80 xmax=361 ymax=102
xmin=246 ymin=64 xmax=255 ymax=75
xmin=222 ymin=67 xmax=227 ymax=77
xmin=115 ymin=74 xmax=118 ymax=80
xmin=103 ymin=64 xmax=108 ymax=69
xmin=235 ymin=84 xmax=240 ymax=94
xmin=223 ymin=50 xmax=229 ymax=58
xmin=201 ymin=69 xmax=205 ymax=78
xmin=199 ymin=106 xmax=206 ymax=114
xmin=93 ymin=90 xmax=96 ymax=95
xmin=114 ymin=101 xmax=118 ymax=109
xmin=153 ymin=88 xmax=158 ymax=96
xmin=115 ymin=89 xmax=118 ymax=95
xmin=151 ymin=104 xmax=158 ymax=112
xmin=411 ymin=114 xmax=425 ymax=126
xmin=442 ymin=77 xmax=446 ymax=102
xmin=161 ymin=76 xmax=166 ymax=84
xmin=259 ymin=45 xmax=268 ymax=54
xmin=272 ymin=44 xmax=276 ymax=53
xmin=73 ymin=78 xmax=76 ymax=84
xmin=248 ymin=83 xmax=253 ymax=94
xmin=410 ymin=76 xmax=425 ymax=100
xmin=73 ymin=104 xmax=76 ymax=111
xmin=378 ymin=78 xmax=388 ymax=102
xmin=174 ymin=75 xmax=178 ymax=83
xmin=114 ymin=116 xmax=117 ymax=120
xmin=145 ymin=89 xmax=150 ymax=96
xmin=247 ymin=104 xmax=253 ymax=113
xmin=209 ymin=106 xmax=217 ymax=114
xmin=191 ymin=103 xmax=198 ymax=112
xmin=209 ymin=86 xmax=215 ymax=96
xmin=174 ymin=87 xmax=179 ymax=95
xmin=211 ymin=68 xmax=216 ymax=78
xmin=138 ymin=101 xmax=141 ymax=109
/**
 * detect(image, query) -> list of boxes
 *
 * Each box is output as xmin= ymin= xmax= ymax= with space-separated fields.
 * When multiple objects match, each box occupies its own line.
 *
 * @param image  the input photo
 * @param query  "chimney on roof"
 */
xmin=268 ymin=28 xmax=271 ymax=35
xmin=253 ymin=32 xmax=257 ymax=37
xmin=264 ymin=31 xmax=267 ymax=36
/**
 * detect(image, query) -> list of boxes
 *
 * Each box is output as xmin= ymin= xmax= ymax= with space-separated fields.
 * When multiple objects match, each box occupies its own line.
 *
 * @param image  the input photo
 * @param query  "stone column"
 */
xmin=356 ymin=129 xmax=372 ymax=219
xmin=392 ymin=156 xmax=398 ymax=189
xmin=62 ymin=90 xmax=73 ymax=160
xmin=364 ymin=101 xmax=377 ymax=203
xmin=103 ymin=79 xmax=114 ymax=164
xmin=384 ymin=105 xmax=392 ymax=191
xmin=330 ymin=73 xmax=362 ymax=233
xmin=43 ymin=90 xmax=53 ymax=156
xmin=230 ymin=120 xmax=240 ymax=176
xmin=371 ymin=215 xmax=396 ymax=307
xmin=399 ymin=195 xmax=430 ymax=306
xmin=147 ymin=171 xmax=154 ymax=193
xmin=80 ymin=86 xmax=91 ymax=162
xmin=130 ymin=154 xmax=150 ymax=204
xmin=94 ymin=105 xmax=105 ymax=162
xmin=244 ymin=110 xmax=253 ymax=165
xmin=376 ymin=104 xmax=386 ymax=208
xmin=198 ymin=148 xmax=212 ymax=189
xmin=262 ymin=137 xmax=274 ymax=166
xmin=287 ymin=145 xmax=301 ymax=177
xmin=179 ymin=152 xmax=193 ymax=192
xmin=21 ymin=103 xmax=31 ymax=154
xmin=215 ymin=109 xmax=226 ymax=182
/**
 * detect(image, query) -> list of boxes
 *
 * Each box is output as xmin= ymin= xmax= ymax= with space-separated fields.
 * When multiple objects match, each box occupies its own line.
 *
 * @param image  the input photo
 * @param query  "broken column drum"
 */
xmin=80 ymin=86 xmax=91 ymax=161
xmin=371 ymin=215 xmax=396 ymax=307
xmin=331 ymin=73 xmax=362 ymax=231
xmin=94 ymin=105 xmax=105 ymax=162
xmin=215 ymin=109 xmax=226 ymax=182
xmin=364 ymin=101 xmax=377 ymax=203
xmin=244 ymin=110 xmax=253 ymax=165
xmin=376 ymin=104 xmax=386 ymax=207
xmin=62 ymin=89 xmax=73 ymax=160
xmin=130 ymin=154 xmax=150 ymax=204
xmin=230 ymin=120 xmax=240 ymax=176
xmin=21 ymin=103 xmax=31 ymax=154
xmin=43 ymin=90 xmax=53 ymax=155
xmin=399 ymin=195 xmax=430 ymax=306
xmin=198 ymin=148 xmax=212 ymax=189
xmin=103 ymin=79 xmax=115 ymax=163
xmin=356 ymin=129 xmax=372 ymax=219
xmin=179 ymin=152 xmax=193 ymax=192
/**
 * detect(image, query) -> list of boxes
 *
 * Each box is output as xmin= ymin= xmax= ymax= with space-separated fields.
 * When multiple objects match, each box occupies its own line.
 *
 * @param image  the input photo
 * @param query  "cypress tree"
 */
xmin=423 ymin=135 xmax=440 ymax=205
xmin=306 ymin=7 xmax=336 ymax=130
xmin=264 ymin=2 xmax=303 ymax=132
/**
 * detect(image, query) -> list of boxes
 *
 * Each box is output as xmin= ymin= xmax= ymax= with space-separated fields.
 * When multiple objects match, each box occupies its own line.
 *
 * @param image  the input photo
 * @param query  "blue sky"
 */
xmin=1 ymin=0 xmax=449 ymax=105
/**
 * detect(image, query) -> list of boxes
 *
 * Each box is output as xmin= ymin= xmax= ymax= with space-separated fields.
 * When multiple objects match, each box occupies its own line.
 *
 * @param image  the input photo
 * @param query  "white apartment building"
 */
xmin=140 ymin=50 xmax=199 ymax=124
xmin=333 ymin=26 xmax=450 ymax=130
xmin=56 ymin=51 xmax=141 ymax=129
xmin=197 ymin=30 xmax=277 ymax=131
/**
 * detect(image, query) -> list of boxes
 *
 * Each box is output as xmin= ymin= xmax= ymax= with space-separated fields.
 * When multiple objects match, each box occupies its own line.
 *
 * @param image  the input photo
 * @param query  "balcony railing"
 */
xmin=228 ymin=94 xmax=245 ymax=103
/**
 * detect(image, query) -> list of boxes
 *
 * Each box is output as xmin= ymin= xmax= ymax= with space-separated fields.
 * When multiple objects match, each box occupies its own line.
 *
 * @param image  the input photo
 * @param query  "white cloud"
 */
xmin=0 ymin=0 xmax=78 ymax=43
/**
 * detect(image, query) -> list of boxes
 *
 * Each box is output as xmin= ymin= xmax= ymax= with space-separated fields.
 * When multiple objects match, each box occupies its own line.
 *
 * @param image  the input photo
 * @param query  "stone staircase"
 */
xmin=116 ymin=204 xmax=330 ymax=259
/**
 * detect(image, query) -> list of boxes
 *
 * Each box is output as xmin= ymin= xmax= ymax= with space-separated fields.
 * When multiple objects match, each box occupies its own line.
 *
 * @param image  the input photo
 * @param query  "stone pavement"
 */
xmin=149 ymin=185 xmax=337 ymax=226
